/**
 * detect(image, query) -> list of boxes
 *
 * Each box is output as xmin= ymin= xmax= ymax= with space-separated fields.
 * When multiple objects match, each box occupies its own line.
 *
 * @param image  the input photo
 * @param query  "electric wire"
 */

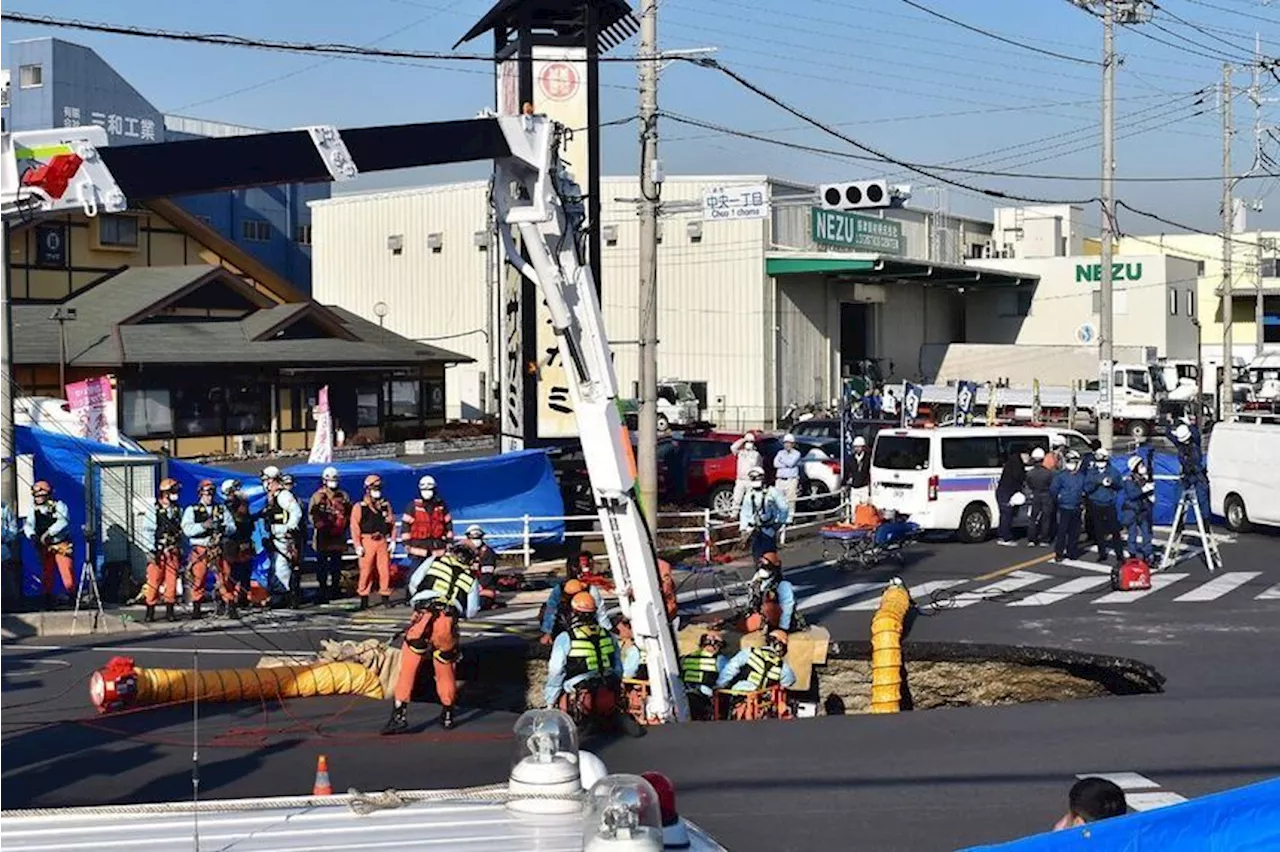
xmin=895 ymin=0 xmax=1101 ymax=66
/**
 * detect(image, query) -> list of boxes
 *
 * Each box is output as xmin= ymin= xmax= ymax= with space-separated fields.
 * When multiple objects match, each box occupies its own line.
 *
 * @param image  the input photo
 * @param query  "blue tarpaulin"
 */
xmin=961 ymin=777 xmax=1280 ymax=851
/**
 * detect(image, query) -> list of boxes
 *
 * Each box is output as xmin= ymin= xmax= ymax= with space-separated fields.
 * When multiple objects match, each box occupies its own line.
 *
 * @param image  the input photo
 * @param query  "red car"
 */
xmin=666 ymin=430 xmax=840 ymax=516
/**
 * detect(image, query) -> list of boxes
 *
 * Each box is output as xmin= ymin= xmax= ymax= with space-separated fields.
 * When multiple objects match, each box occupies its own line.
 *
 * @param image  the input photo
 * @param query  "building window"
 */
xmin=1261 ymin=257 xmax=1278 ymax=278
xmin=172 ymin=386 xmax=224 ymax=436
xmin=968 ymin=243 xmax=986 ymax=259
xmin=357 ymin=384 xmax=381 ymax=427
xmin=383 ymin=379 xmax=420 ymax=420
xmin=19 ymin=64 xmax=43 ymax=88
xmin=1186 ymin=289 xmax=1195 ymax=317
xmin=1169 ymin=289 xmax=1178 ymax=316
xmin=95 ymin=214 xmax=139 ymax=249
xmin=241 ymin=219 xmax=271 ymax=242
xmin=424 ymin=378 xmax=445 ymax=418
xmin=295 ymin=224 xmax=312 ymax=245
xmin=121 ymin=388 xmax=173 ymax=437
xmin=1196 ymin=260 xmax=1206 ymax=277
xmin=224 ymin=382 xmax=270 ymax=433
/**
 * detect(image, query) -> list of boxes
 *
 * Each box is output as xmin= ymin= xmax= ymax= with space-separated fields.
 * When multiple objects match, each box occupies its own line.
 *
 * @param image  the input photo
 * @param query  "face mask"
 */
xmin=324 ymin=480 xmax=338 ymax=490
xmin=370 ymin=490 xmax=382 ymax=500
xmin=421 ymin=489 xmax=434 ymax=499
xmin=744 ymin=443 xmax=755 ymax=452
xmin=751 ymin=480 xmax=764 ymax=489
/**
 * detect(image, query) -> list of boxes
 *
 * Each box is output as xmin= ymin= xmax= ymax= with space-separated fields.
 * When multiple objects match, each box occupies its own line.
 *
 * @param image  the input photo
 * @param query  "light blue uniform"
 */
xmin=621 ymin=642 xmax=645 ymax=678
xmin=406 ymin=555 xmax=482 ymax=616
xmin=738 ymin=486 xmax=791 ymax=532
xmin=539 ymin=581 xmax=610 ymax=634
xmin=773 ymin=448 xmax=802 ymax=481
xmin=265 ymin=490 xmax=303 ymax=594
xmin=2 ymin=503 xmax=17 ymax=563
xmin=181 ymin=501 xmax=236 ymax=547
xmin=544 ymin=627 xmax=622 ymax=706
xmin=717 ymin=647 xmax=796 ymax=692
xmin=24 ymin=500 xmax=70 ymax=544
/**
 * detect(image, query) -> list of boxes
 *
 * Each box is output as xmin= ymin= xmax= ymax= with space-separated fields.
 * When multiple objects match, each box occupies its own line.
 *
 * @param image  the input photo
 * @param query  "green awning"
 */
xmin=767 ymin=254 xmax=1037 ymax=288
xmin=765 ymin=257 xmax=877 ymax=275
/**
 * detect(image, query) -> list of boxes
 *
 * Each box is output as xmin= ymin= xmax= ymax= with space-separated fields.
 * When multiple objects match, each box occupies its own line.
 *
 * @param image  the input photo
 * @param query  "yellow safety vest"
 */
xmin=421 ymin=554 xmax=476 ymax=609
xmin=740 ymin=647 xmax=783 ymax=691
xmin=680 ymin=652 xmax=720 ymax=690
xmin=565 ymin=624 xmax=617 ymax=679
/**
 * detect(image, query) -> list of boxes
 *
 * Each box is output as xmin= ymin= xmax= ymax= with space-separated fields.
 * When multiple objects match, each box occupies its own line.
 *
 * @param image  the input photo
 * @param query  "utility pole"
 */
xmin=636 ymin=0 xmax=660 ymax=534
xmin=1 ymin=223 xmax=14 ymax=509
xmin=1248 ymin=33 xmax=1276 ymax=357
xmin=1098 ymin=0 xmax=1117 ymax=451
xmin=1222 ymin=62 xmax=1235 ymax=422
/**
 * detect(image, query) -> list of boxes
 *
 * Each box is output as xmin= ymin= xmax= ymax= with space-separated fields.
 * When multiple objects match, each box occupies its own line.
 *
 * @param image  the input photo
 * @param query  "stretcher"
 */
xmin=820 ymin=521 xmax=921 ymax=569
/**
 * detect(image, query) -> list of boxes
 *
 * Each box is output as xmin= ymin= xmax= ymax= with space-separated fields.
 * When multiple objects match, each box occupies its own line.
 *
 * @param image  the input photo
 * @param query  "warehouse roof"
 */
xmin=11 ymin=265 xmax=471 ymax=367
xmin=765 ymin=252 xmax=1037 ymax=288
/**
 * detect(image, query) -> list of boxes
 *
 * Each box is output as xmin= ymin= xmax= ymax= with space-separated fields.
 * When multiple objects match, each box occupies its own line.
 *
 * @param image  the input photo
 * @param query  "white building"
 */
xmin=312 ymin=177 xmax=1023 ymax=429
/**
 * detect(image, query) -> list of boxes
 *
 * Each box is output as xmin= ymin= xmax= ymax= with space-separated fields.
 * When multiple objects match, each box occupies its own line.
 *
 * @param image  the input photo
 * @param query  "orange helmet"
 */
xmin=570 ymin=591 xmax=598 ymax=614
xmin=31 ymin=480 xmax=52 ymax=497
xmin=364 ymin=475 xmax=382 ymax=490
xmin=767 ymin=629 xmax=789 ymax=652
xmin=563 ymin=579 xmax=585 ymax=597
xmin=759 ymin=552 xmax=781 ymax=568
xmin=197 ymin=479 xmax=215 ymax=493
xmin=159 ymin=478 xmax=180 ymax=494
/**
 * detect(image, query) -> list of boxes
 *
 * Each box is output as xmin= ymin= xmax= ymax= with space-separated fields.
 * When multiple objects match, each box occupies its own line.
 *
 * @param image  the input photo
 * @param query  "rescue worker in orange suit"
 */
xmin=308 ymin=466 xmax=352 ymax=604
xmin=220 ymin=479 xmax=254 ymax=611
xmin=181 ymin=479 xmax=236 ymax=619
xmin=460 ymin=524 xmax=503 ymax=609
xmin=350 ymin=475 xmax=396 ymax=609
xmin=680 ymin=632 xmax=729 ymax=721
xmin=23 ymin=481 xmax=74 ymax=609
xmin=140 ymin=478 xmax=185 ymax=622
xmin=401 ymin=475 xmax=452 ymax=560
xmin=382 ymin=544 xmax=481 ymax=734
xmin=544 ymin=592 xmax=624 ymax=721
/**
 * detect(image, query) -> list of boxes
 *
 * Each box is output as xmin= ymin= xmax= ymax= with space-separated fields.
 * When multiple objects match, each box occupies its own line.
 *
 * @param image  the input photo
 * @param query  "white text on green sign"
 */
xmin=1076 ymin=262 xmax=1143 ymax=282
xmin=810 ymin=208 xmax=904 ymax=255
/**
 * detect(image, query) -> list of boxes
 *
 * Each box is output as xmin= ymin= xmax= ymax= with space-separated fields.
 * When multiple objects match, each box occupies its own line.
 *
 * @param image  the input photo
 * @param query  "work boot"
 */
xmin=215 ymin=599 xmax=226 ymax=617
xmin=144 ymin=605 xmax=156 ymax=623
xmin=165 ymin=603 xmax=177 ymax=622
xmin=191 ymin=601 xmax=203 ymax=620
xmin=359 ymin=595 xmax=369 ymax=611
xmin=379 ymin=594 xmax=390 ymax=608
xmin=381 ymin=702 xmax=409 ymax=736
xmin=225 ymin=600 xmax=240 ymax=620
xmin=440 ymin=706 xmax=456 ymax=730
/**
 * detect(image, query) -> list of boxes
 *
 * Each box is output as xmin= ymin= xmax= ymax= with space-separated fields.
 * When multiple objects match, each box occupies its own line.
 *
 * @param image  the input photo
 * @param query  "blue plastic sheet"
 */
xmin=960 ymin=777 xmax=1280 ymax=852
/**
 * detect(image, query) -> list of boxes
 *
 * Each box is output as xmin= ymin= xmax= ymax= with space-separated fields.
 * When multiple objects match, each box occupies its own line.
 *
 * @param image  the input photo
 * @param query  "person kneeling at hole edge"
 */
xmin=545 ymin=591 xmax=642 ymax=736
xmin=539 ymin=560 xmax=610 ymax=644
xmin=717 ymin=629 xmax=796 ymax=692
xmin=382 ymin=543 xmax=481 ymax=734
xmin=680 ymin=632 xmax=729 ymax=721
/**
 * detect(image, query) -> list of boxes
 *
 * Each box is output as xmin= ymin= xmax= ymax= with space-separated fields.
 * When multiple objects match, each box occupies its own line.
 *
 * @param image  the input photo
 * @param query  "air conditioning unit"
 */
xmin=234 ymin=435 xmax=255 ymax=456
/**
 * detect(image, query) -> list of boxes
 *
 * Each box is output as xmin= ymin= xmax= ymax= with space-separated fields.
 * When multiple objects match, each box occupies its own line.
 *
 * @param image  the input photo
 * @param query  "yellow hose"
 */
xmin=869 ymin=582 xmax=911 ymax=714
xmin=135 ymin=662 xmax=384 ymax=704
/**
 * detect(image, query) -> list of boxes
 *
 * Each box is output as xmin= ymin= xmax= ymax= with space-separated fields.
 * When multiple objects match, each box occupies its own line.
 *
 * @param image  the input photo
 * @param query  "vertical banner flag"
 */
xmin=65 ymin=375 xmax=118 ymax=445
xmin=985 ymin=381 xmax=998 ymax=426
xmin=308 ymin=385 xmax=333 ymax=464
xmin=955 ymin=380 xmax=977 ymax=426
xmin=901 ymin=382 xmax=922 ymax=427
xmin=1032 ymin=378 xmax=1043 ymax=425
xmin=881 ymin=386 xmax=899 ymax=419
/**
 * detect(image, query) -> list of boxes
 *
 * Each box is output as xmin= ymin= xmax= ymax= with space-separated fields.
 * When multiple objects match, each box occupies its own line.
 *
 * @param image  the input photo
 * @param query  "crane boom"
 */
xmin=1 ymin=110 xmax=690 ymax=723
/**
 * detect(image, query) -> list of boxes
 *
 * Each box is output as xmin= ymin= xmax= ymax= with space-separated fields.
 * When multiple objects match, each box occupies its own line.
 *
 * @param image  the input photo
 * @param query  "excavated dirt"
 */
xmin=437 ymin=640 xmax=1164 ymax=716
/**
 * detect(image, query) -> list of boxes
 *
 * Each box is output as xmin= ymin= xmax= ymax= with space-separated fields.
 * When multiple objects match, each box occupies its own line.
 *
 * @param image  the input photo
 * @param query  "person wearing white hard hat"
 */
xmin=461 ymin=524 xmax=502 ymax=609
xmin=847 ymin=434 xmax=872 ymax=505
xmin=1121 ymin=455 xmax=1156 ymax=563
xmin=401 ymin=474 xmax=453 ymax=560
xmin=728 ymin=432 xmax=763 ymax=514
xmin=772 ymin=434 xmax=803 ymax=518
xmin=738 ymin=466 xmax=790 ymax=561
xmin=1025 ymin=447 xmax=1055 ymax=548
xmin=261 ymin=465 xmax=303 ymax=607
xmin=308 ymin=466 xmax=352 ymax=604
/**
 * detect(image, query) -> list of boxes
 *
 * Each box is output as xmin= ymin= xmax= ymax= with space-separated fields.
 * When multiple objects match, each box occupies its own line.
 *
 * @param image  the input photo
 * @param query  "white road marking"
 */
xmin=839 ymin=580 xmax=967 ymax=611
xmin=1255 ymin=583 xmax=1280 ymax=601
xmin=1008 ymin=576 xmax=1113 ymax=607
xmin=1052 ymin=558 xmax=1115 ymax=575
xmin=1075 ymin=772 xmax=1160 ymax=791
xmin=1092 ymin=573 xmax=1189 ymax=604
xmin=1172 ymin=571 xmax=1262 ymax=602
xmin=947 ymin=571 xmax=1051 ymax=609
xmin=1127 ymin=791 xmax=1189 ymax=811
xmin=795 ymin=582 xmax=886 ymax=611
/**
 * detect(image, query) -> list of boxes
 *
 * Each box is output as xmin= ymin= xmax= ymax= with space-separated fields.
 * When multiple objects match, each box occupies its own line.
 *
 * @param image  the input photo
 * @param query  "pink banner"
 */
xmin=65 ymin=376 xmax=118 ymax=444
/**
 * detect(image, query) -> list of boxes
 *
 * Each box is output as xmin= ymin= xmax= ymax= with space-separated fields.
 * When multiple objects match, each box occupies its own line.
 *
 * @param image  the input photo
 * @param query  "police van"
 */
xmin=870 ymin=426 xmax=1094 ymax=542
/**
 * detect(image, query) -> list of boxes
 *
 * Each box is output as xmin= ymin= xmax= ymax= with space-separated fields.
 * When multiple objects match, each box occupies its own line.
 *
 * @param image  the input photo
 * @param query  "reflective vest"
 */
xmin=357 ymin=500 xmax=392 ymax=536
xmin=418 ymin=553 xmax=476 ymax=610
xmin=154 ymin=505 xmax=183 ymax=551
xmin=407 ymin=498 xmax=450 ymax=540
xmin=191 ymin=503 xmax=225 ymax=528
xmin=565 ymin=624 xmax=617 ymax=680
xmin=738 ymin=647 xmax=783 ymax=691
xmin=33 ymin=504 xmax=60 ymax=539
xmin=266 ymin=495 xmax=288 ymax=527
xmin=680 ymin=652 xmax=720 ymax=691
xmin=312 ymin=490 xmax=350 ymax=536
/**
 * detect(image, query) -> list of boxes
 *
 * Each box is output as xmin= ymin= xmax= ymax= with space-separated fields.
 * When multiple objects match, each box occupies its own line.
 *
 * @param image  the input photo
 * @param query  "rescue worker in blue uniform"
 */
xmin=680 ymin=632 xmax=729 ymax=720
xmin=539 ymin=558 xmax=610 ymax=644
xmin=1083 ymin=448 xmax=1125 ymax=564
xmin=736 ymin=555 xmax=798 ymax=634
xmin=717 ymin=629 xmax=797 ymax=692
xmin=1049 ymin=451 xmax=1087 ymax=562
xmin=545 ymin=591 xmax=625 ymax=728
xmin=1168 ymin=417 xmax=1209 ymax=520
xmin=1121 ymin=455 xmax=1156 ymax=562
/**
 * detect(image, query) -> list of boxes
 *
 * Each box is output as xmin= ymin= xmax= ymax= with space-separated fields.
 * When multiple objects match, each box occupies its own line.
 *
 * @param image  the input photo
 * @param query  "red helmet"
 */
xmin=31 ymin=480 xmax=52 ymax=497
xmin=197 ymin=479 xmax=215 ymax=493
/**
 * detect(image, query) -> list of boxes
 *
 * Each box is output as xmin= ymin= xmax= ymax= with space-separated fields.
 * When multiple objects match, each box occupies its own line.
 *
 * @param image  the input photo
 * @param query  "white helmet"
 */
xmin=1094 ymin=448 xmax=1110 ymax=461
xmin=1031 ymin=447 xmax=1045 ymax=461
xmin=748 ymin=465 xmax=766 ymax=480
xmin=465 ymin=523 xmax=485 ymax=540
xmin=261 ymin=465 xmax=281 ymax=481
xmin=1173 ymin=423 xmax=1192 ymax=443
xmin=321 ymin=466 xmax=339 ymax=485
xmin=219 ymin=479 xmax=240 ymax=499
xmin=783 ymin=433 xmax=796 ymax=444
xmin=853 ymin=436 xmax=867 ymax=448
xmin=1127 ymin=455 xmax=1146 ymax=473
xmin=742 ymin=432 xmax=756 ymax=446
xmin=418 ymin=475 xmax=436 ymax=492
xmin=1050 ymin=434 xmax=1067 ymax=448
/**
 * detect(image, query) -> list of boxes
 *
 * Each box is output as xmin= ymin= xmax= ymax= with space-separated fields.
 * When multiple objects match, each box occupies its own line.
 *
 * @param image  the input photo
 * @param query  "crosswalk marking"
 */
xmin=1172 ymin=571 xmax=1261 ymax=602
xmin=794 ymin=582 xmax=885 ymax=611
xmin=839 ymin=579 xmax=967 ymax=611
xmin=1255 ymin=583 xmax=1280 ymax=601
xmin=1092 ymin=573 xmax=1189 ymax=604
xmin=1053 ymin=557 xmax=1116 ymax=575
xmin=947 ymin=571 xmax=1051 ymax=609
xmin=1008 ymin=576 xmax=1113 ymax=607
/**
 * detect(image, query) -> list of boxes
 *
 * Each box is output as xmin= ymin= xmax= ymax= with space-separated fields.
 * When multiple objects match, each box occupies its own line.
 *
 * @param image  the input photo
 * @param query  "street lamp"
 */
xmin=373 ymin=301 xmax=389 ymax=328
xmin=48 ymin=306 xmax=77 ymax=393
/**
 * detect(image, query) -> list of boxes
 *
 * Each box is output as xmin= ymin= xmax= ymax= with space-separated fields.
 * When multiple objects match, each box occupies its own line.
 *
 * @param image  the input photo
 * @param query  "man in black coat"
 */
xmin=1024 ymin=447 xmax=1056 ymax=547
xmin=995 ymin=448 xmax=1031 ymax=545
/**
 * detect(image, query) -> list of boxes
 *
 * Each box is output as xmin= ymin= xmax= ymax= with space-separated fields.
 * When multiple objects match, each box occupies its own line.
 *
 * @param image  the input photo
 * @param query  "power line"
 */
xmin=1179 ymin=0 xmax=1280 ymax=26
xmin=894 ymin=0 xmax=1101 ymax=65
xmin=1117 ymin=199 xmax=1270 ymax=246
xmin=1152 ymin=1 xmax=1264 ymax=58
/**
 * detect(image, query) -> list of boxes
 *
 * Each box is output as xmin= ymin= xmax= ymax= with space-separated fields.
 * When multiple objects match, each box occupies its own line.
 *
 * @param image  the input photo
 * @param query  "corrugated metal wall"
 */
xmin=311 ymin=182 xmax=492 ymax=419
xmin=777 ymin=274 xmax=832 ymax=408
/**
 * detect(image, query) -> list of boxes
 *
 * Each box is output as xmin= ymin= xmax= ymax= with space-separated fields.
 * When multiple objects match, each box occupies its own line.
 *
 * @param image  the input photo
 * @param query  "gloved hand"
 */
xmin=355 ymin=545 xmax=365 ymax=558
xmin=39 ymin=533 xmax=51 ymax=545
xmin=203 ymin=518 xmax=217 ymax=530
xmin=539 ymin=632 xmax=553 ymax=646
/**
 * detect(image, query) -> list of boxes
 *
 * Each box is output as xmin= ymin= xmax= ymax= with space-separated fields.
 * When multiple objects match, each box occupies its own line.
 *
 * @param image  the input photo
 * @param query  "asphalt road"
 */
xmin=4 ymin=526 xmax=1279 ymax=851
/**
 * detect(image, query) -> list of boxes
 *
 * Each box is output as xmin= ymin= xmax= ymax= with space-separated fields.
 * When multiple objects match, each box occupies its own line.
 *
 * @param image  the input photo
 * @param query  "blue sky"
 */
xmin=5 ymin=0 xmax=1280 ymax=233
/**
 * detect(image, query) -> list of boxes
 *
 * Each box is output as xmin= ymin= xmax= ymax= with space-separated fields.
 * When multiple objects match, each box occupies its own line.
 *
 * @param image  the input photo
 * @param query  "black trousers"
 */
xmin=1087 ymin=503 xmax=1125 ymax=561
xmin=1054 ymin=507 xmax=1082 ymax=559
xmin=1028 ymin=494 xmax=1054 ymax=544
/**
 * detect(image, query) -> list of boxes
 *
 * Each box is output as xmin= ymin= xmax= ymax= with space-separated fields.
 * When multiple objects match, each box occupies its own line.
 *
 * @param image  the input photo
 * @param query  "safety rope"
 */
xmin=0 ymin=784 xmax=586 ymax=819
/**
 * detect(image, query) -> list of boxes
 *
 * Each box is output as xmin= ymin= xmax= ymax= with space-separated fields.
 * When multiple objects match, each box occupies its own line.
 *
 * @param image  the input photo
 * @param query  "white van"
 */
xmin=870 ymin=426 xmax=1094 ymax=542
xmin=1209 ymin=419 xmax=1280 ymax=532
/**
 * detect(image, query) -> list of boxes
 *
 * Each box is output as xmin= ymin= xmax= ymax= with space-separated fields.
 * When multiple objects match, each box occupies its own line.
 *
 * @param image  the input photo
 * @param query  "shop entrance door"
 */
xmin=840 ymin=302 xmax=871 ymax=379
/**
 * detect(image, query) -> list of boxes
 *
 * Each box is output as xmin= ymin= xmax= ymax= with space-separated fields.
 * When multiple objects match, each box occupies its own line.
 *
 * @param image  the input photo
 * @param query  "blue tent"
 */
xmin=961 ymin=777 xmax=1280 ymax=851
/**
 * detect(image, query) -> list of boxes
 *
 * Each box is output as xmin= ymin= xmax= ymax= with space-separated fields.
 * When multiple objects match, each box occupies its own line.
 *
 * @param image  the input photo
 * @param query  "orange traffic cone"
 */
xmin=312 ymin=755 xmax=333 ymax=796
